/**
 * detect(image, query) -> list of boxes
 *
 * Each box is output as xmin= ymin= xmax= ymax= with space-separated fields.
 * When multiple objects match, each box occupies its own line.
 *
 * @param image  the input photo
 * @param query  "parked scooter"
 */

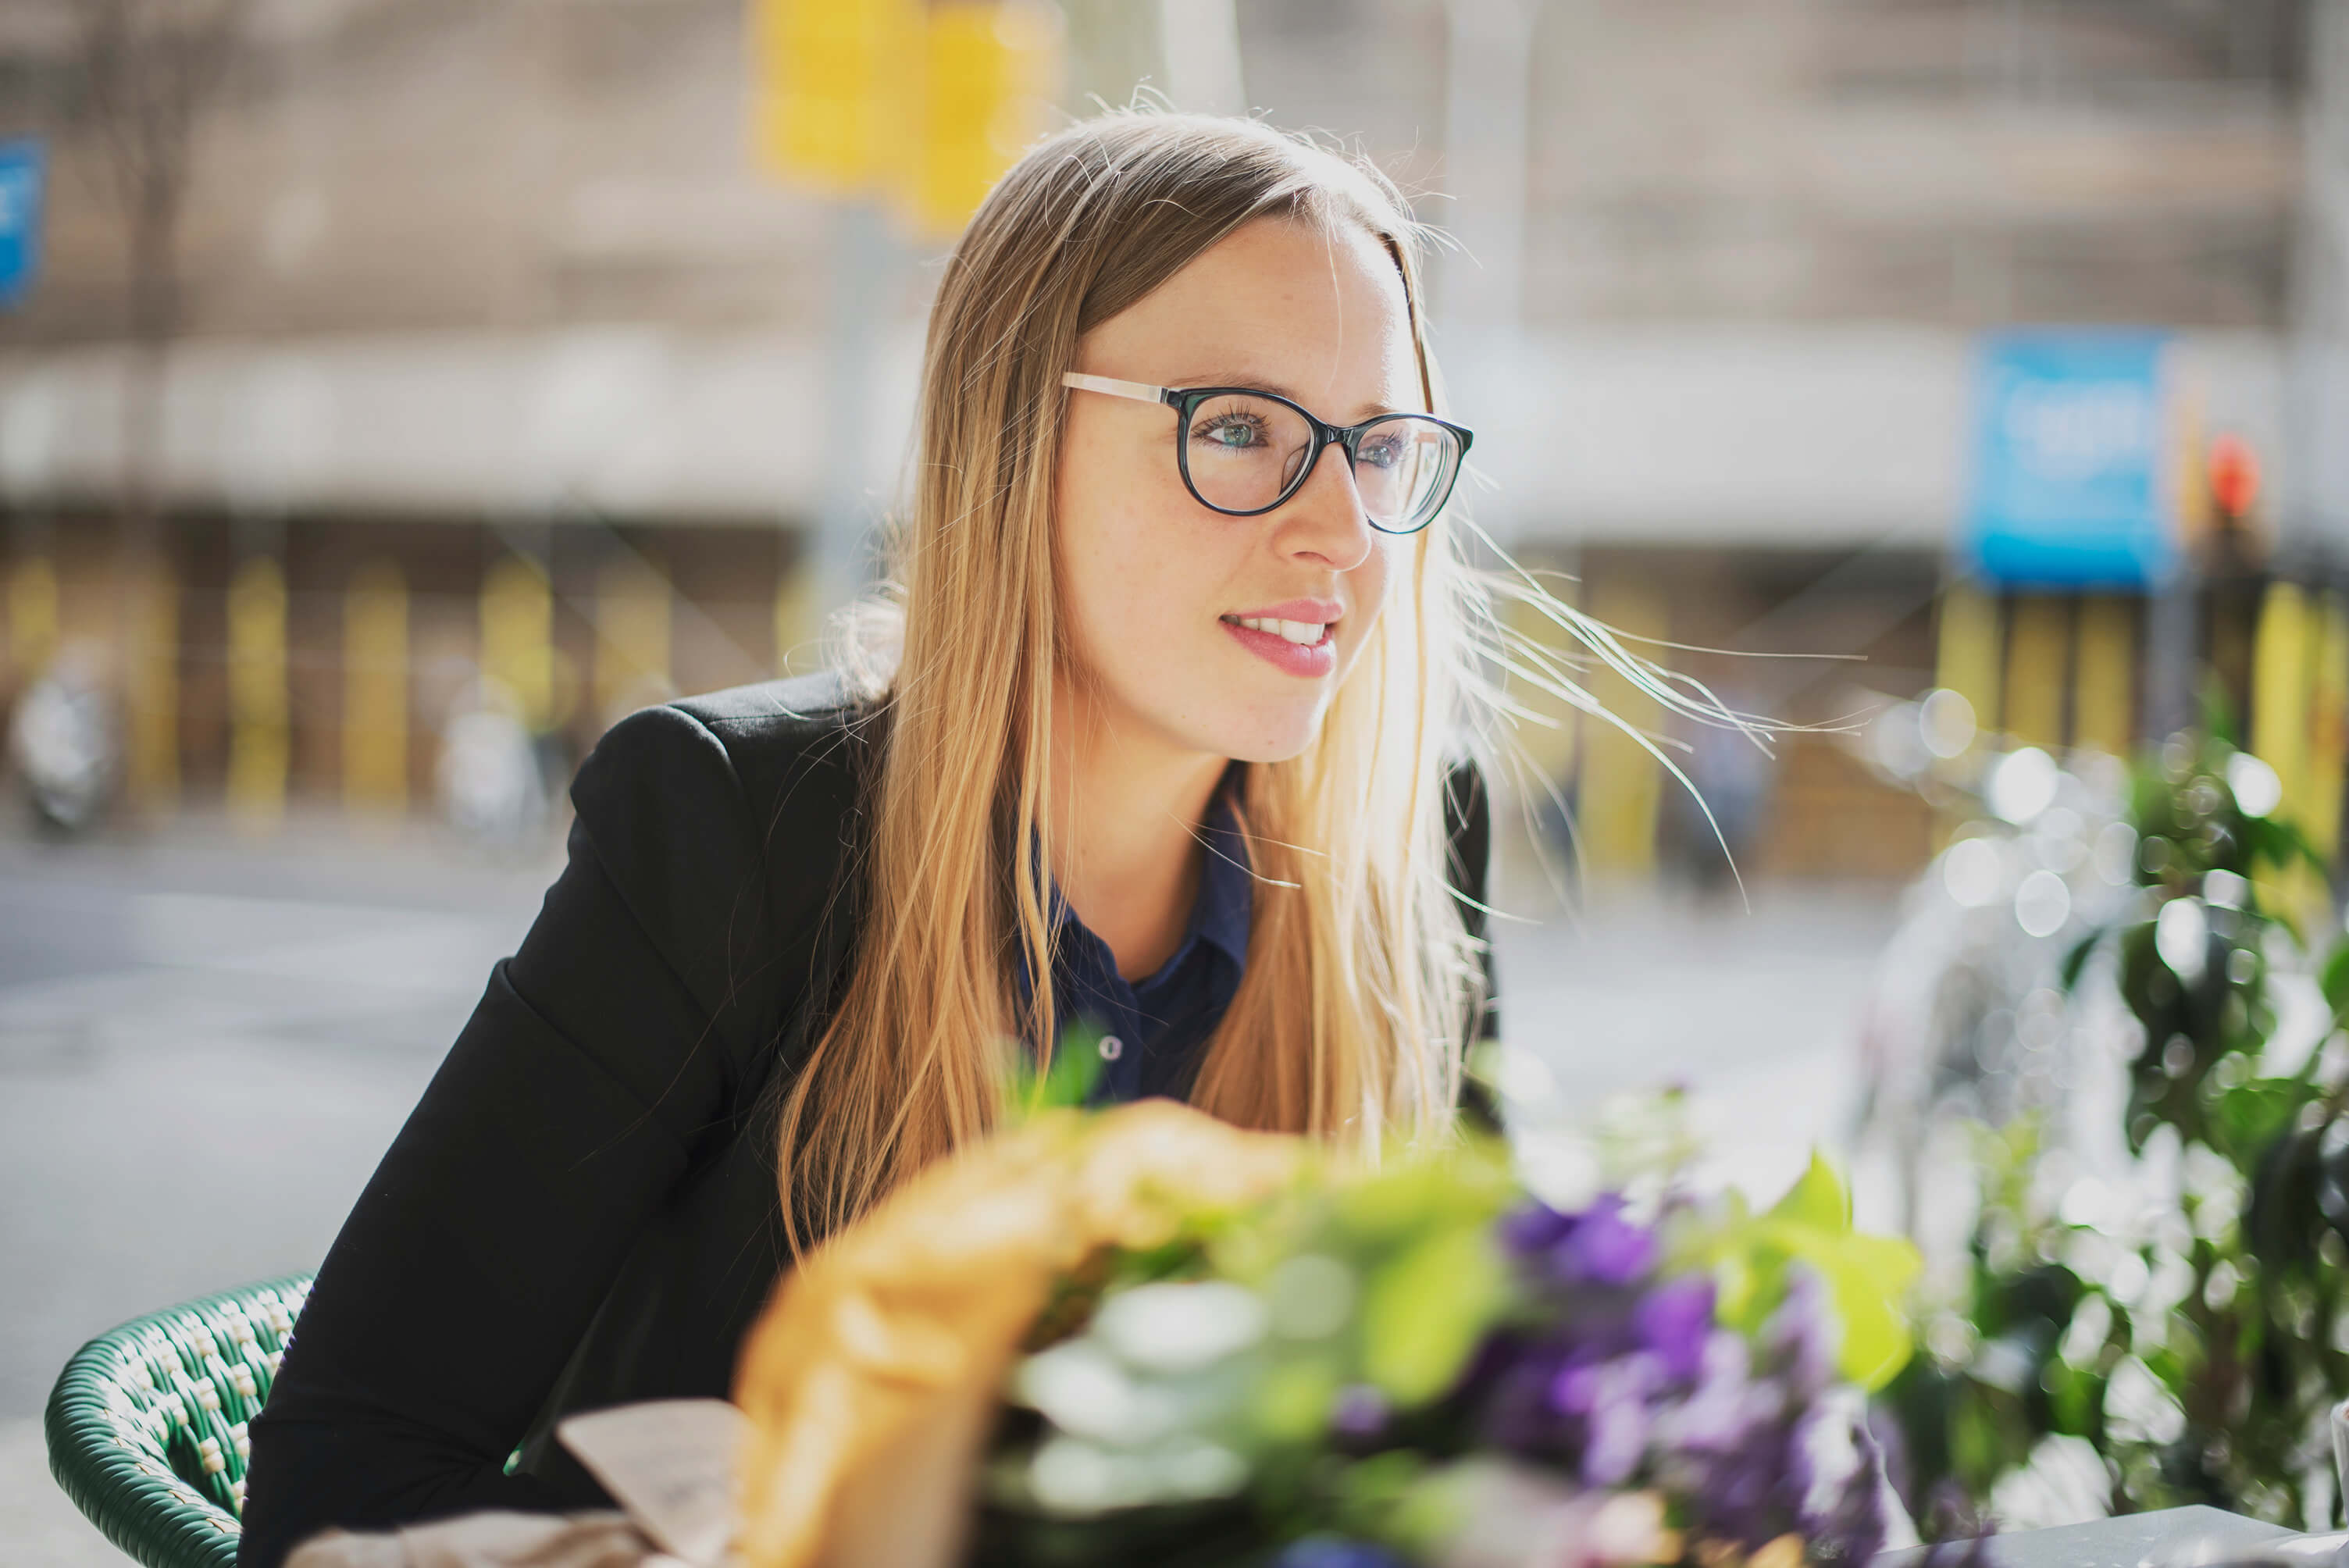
xmin=434 ymin=678 xmax=551 ymax=852
xmin=8 ymin=644 xmax=118 ymax=836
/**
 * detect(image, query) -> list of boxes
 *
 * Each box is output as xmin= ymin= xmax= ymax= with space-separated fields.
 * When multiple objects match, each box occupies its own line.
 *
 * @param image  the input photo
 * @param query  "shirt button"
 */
xmin=1098 ymin=1035 xmax=1125 ymax=1061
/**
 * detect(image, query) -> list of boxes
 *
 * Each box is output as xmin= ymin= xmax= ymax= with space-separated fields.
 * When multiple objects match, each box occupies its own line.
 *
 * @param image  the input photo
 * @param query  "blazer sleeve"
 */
xmin=239 ymin=705 xmax=792 ymax=1568
xmin=1443 ymin=758 xmax=1502 ymax=1128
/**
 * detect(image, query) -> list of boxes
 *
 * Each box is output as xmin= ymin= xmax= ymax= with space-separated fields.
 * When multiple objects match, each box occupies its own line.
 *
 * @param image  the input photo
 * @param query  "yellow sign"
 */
xmin=908 ymin=3 xmax=1059 ymax=236
xmin=750 ymin=0 xmax=917 ymax=192
xmin=749 ymin=0 xmax=1060 ymax=236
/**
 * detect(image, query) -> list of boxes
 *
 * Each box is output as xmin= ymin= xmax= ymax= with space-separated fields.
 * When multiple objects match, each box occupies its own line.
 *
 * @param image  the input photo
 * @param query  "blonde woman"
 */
xmin=242 ymin=112 xmax=1516 ymax=1566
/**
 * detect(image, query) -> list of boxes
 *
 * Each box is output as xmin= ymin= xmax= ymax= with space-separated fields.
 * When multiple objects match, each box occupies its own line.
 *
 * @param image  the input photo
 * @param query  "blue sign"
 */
xmin=1966 ymin=330 xmax=2173 ymax=589
xmin=0 ymin=140 xmax=44 ymax=308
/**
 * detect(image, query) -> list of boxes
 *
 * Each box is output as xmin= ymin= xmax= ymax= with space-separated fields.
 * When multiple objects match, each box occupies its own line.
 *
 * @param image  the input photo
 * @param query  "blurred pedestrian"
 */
xmin=1662 ymin=694 xmax=1774 ymax=897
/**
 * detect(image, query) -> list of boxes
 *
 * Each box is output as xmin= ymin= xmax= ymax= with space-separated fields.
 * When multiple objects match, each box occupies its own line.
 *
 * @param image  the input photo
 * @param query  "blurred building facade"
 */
xmin=0 ymin=0 xmax=2330 ymax=877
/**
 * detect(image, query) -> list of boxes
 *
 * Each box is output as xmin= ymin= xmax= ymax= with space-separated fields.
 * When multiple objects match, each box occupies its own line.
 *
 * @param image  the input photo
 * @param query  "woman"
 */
xmin=240 ymin=111 xmax=1508 ymax=1567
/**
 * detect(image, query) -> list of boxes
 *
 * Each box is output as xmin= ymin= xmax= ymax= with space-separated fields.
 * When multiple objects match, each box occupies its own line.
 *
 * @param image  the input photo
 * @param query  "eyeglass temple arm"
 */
xmin=1060 ymin=372 xmax=1178 ymax=408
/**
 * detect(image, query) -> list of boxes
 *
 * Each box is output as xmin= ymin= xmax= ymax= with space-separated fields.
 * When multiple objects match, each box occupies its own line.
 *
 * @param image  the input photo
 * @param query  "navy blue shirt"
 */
xmin=1030 ymin=785 xmax=1254 ymax=1105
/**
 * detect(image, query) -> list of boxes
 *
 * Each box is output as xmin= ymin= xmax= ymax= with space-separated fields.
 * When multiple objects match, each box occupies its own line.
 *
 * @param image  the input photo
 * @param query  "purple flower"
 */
xmin=1792 ymin=1405 xmax=1855 ymax=1513
xmin=1499 ymin=1201 xmax=1578 ymax=1257
xmin=1483 ymin=1342 xmax=1570 ymax=1454
xmin=1554 ymin=1196 xmax=1658 ymax=1286
xmin=1330 ymin=1383 xmax=1392 ymax=1442
xmin=1465 ymin=1194 xmax=1868 ymax=1556
xmin=1633 ymin=1275 xmax=1716 ymax=1381
xmin=1542 ymin=1351 xmax=1663 ymax=1487
xmin=1764 ymin=1267 xmax=1838 ymax=1398
xmin=1790 ymin=1396 xmax=1892 ymax=1563
xmin=1584 ymin=1373 xmax=1658 ymax=1485
xmin=1699 ymin=1433 xmax=1796 ymax=1546
xmin=1651 ymin=1331 xmax=1760 ymax=1454
xmin=1273 ymin=1538 xmax=1408 ymax=1568
xmin=1814 ymin=1480 xmax=1891 ymax=1566
xmin=1548 ymin=1350 xmax=1655 ymax=1415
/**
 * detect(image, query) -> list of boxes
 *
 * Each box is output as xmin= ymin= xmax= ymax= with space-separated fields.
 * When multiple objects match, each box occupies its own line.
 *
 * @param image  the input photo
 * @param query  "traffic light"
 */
xmin=2208 ymin=432 xmax=2261 ymax=533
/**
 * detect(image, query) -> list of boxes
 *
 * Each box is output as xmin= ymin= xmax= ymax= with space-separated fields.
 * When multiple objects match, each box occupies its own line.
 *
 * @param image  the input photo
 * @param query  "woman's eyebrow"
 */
xmin=1174 ymin=372 xmax=1409 ymax=422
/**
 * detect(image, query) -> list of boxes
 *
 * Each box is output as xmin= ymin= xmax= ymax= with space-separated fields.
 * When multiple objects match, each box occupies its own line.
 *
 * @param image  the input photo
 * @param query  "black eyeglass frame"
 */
xmin=1060 ymin=372 xmax=1474 ymax=536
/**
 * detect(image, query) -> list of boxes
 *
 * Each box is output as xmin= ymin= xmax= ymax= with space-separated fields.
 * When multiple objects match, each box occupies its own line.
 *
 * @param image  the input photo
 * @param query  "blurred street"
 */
xmin=0 ymin=0 xmax=2338 ymax=1551
xmin=0 ymin=818 xmax=558 ymax=1567
xmin=0 ymin=811 xmax=1900 ymax=1566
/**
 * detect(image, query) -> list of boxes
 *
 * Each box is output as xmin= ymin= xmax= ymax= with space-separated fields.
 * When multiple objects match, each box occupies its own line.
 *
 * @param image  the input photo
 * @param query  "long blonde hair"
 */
xmin=775 ymin=112 xmax=1706 ymax=1250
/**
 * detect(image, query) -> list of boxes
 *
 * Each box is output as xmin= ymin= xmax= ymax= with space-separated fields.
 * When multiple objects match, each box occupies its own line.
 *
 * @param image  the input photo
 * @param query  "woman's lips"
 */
xmin=1221 ymin=617 xmax=1337 ymax=678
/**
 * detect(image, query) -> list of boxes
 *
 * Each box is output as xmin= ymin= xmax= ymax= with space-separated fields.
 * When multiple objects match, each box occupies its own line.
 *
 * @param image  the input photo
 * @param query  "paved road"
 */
xmin=0 ymin=809 xmax=1903 ymax=1566
xmin=1488 ymin=871 xmax=1899 ymax=1208
xmin=0 ymin=814 xmax=558 ymax=1567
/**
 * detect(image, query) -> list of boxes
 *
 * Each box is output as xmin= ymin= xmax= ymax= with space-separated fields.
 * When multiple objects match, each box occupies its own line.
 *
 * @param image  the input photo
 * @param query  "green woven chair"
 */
xmin=45 ymin=1274 xmax=314 ymax=1568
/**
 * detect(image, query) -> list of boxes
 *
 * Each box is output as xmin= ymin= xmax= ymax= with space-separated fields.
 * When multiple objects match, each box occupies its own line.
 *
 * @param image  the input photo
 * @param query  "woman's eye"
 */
xmin=1358 ymin=435 xmax=1405 ymax=469
xmin=1194 ymin=415 xmax=1265 ymax=449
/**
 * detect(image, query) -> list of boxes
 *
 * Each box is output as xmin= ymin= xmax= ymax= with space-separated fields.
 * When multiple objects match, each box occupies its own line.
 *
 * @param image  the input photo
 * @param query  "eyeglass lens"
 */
xmin=1182 ymin=394 xmax=1459 ymax=532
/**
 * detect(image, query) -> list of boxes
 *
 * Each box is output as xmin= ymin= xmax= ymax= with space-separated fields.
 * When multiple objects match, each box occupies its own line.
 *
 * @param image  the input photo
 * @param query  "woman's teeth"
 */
xmin=1226 ymin=615 xmax=1327 ymax=645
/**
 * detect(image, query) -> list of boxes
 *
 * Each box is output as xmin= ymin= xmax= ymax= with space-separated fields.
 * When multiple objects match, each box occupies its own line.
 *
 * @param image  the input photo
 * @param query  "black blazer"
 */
xmin=237 ymin=672 xmax=1494 ymax=1568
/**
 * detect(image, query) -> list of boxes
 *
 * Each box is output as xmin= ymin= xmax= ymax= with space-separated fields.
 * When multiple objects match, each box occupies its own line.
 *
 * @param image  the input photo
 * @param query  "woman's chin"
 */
xmin=1200 ymin=709 xmax=1330 ymax=767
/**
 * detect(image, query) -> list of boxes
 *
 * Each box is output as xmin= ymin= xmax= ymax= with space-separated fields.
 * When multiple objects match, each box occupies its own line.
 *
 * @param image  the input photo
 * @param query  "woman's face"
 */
xmin=1055 ymin=215 xmax=1421 ymax=765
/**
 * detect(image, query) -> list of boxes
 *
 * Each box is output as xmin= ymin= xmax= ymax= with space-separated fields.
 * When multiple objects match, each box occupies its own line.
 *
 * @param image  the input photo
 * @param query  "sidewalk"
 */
xmin=0 ymin=809 xmax=561 ymax=1566
xmin=1490 ymin=871 xmax=1898 ymax=1203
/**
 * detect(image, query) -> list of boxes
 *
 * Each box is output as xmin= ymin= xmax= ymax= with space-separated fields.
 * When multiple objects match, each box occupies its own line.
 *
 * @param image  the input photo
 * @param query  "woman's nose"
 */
xmin=1274 ymin=444 xmax=1375 ymax=572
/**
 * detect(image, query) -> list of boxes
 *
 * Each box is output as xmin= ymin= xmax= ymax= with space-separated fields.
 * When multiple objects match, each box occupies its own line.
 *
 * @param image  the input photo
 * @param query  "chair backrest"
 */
xmin=46 ymin=1275 xmax=315 ymax=1568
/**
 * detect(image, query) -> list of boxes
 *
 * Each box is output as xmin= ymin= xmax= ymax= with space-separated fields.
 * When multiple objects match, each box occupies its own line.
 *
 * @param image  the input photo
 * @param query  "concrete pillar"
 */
xmin=480 ymin=552 xmax=554 ymax=732
xmin=2072 ymin=596 xmax=2137 ymax=757
xmin=5 ymin=555 xmax=57 ymax=685
xmin=342 ymin=560 xmax=408 ymax=814
xmin=226 ymin=554 xmax=288 ymax=830
xmin=2000 ymin=597 xmax=2069 ymax=750
xmin=124 ymin=560 xmax=179 ymax=815
xmin=1578 ymin=578 xmax=1665 ymax=878
xmin=593 ymin=556 xmax=672 ymax=726
xmin=1933 ymin=583 xmax=2001 ymax=748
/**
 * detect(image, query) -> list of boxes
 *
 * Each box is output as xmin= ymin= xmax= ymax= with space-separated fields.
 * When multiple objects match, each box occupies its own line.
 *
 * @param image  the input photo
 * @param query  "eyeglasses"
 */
xmin=1060 ymin=372 xmax=1473 ymax=536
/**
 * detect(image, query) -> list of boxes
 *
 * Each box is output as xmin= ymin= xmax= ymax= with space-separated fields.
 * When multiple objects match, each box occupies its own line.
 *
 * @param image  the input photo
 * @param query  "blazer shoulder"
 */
xmin=669 ymin=668 xmax=868 ymax=732
xmin=572 ymin=672 xmax=866 ymax=821
xmin=562 ymin=672 xmax=881 ymax=1072
xmin=658 ymin=669 xmax=884 ymax=835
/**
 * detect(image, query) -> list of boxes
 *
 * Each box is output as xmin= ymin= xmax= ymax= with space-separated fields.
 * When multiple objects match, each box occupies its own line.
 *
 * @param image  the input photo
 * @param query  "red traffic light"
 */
xmin=2209 ymin=433 xmax=2260 ymax=522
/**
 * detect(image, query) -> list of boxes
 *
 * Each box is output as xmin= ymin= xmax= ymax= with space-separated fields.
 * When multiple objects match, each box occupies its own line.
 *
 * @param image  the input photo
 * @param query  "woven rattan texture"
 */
xmin=45 ymin=1275 xmax=313 ymax=1568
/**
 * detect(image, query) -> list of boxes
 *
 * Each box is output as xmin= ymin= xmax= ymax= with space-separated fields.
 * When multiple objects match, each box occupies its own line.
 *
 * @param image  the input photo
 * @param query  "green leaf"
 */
xmin=2209 ymin=1078 xmax=2313 ymax=1163
xmin=1767 ymin=1150 xmax=1854 ymax=1231
xmin=1835 ymin=1234 xmax=1927 ymax=1388
xmin=1360 ymin=1224 xmax=1506 ymax=1406
xmin=1757 ymin=1224 xmax=1924 ymax=1391
xmin=1009 ymin=1024 xmax=1106 ymax=1114
xmin=2322 ymin=944 xmax=2349 ymax=1020
xmin=2199 ymin=680 xmax=2240 ymax=748
xmin=1253 ymin=1355 xmax=1341 ymax=1443
xmin=2246 ymin=813 xmax=2332 ymax=884
xmin=1334 ymin=1144 xmax=1514 ymax=1242
xmin=2059 ymin=927 xmax=2108 ymax=992
xmin=1712 ymin=1244 xmax=1762 ymax=1330
xmin=1681 ymin=1152 xmax=1921 ymax=1392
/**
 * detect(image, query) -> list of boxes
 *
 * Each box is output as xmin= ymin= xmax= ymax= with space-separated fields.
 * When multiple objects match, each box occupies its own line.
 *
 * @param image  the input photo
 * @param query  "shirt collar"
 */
xmin=1026 ymin=768 xmax=1254 ymax=989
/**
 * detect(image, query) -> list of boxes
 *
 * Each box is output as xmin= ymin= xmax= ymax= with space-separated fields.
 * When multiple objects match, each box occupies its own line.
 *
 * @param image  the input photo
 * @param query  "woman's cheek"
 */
xmin=1345 ymin=542 xmax=1397 ymax=653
